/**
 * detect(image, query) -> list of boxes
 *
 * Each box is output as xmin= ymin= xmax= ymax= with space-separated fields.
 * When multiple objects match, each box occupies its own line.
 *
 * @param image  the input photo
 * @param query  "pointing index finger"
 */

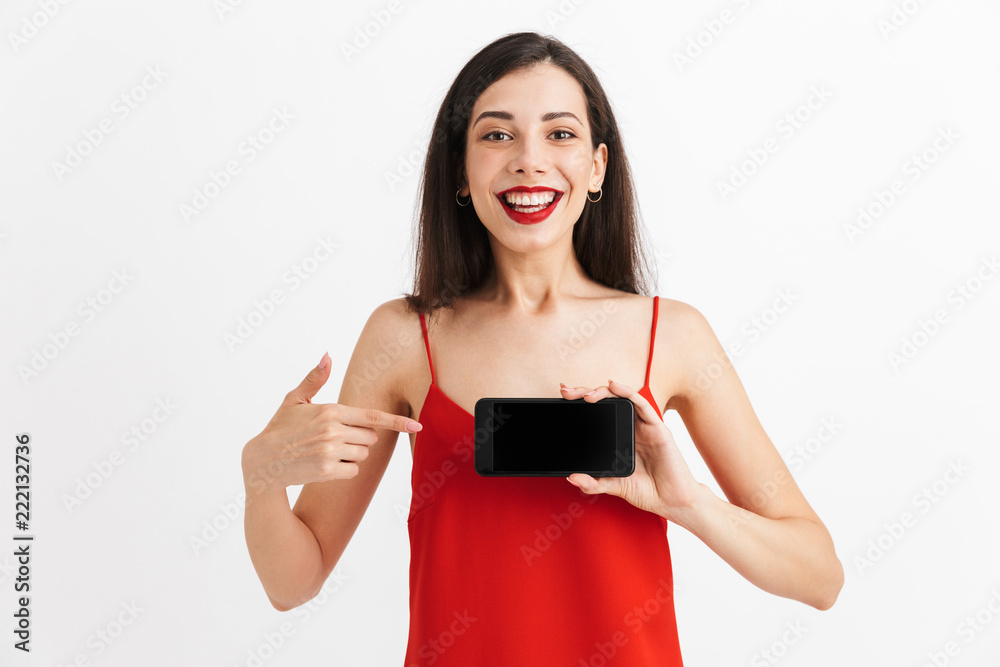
xmin=339 ymin=404 xmax=422 ymax=432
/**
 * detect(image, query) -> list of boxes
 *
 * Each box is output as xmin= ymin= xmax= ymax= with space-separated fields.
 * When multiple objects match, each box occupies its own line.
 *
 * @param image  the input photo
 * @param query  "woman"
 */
xmin=242 ymin=31 xmax=844 ymax=664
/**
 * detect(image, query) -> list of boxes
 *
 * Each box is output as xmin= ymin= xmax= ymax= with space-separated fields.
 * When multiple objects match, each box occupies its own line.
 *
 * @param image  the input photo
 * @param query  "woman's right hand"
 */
xmin=241 ymin=351 xmax=422 ymax=497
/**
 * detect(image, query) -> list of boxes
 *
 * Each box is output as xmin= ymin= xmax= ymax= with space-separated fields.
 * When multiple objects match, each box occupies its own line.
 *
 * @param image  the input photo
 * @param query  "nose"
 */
xmin=507 ymin=132 xmax=550 ymax=175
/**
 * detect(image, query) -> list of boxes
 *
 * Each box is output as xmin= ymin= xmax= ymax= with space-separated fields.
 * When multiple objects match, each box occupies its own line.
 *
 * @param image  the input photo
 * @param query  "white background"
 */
xmin=2 ymin=0 xmax=999 ymax=665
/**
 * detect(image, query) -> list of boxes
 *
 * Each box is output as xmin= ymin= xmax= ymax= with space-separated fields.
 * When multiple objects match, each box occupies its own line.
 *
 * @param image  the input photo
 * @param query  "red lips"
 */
xmin=495 ymin=186 xmax=564 ymax=225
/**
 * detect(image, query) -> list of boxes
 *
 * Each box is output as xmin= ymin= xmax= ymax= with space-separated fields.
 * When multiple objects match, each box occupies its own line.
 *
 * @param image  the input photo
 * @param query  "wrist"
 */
xmin=662 ymin=482 xmax=716 ymax=532
xmin=241 ymin=438 xmax=287 ymax=502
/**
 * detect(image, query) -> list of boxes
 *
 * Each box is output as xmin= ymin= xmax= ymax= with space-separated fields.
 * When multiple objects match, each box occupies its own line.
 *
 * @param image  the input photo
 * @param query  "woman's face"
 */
xmin=461 ymin=63 xmax=607 ymax=253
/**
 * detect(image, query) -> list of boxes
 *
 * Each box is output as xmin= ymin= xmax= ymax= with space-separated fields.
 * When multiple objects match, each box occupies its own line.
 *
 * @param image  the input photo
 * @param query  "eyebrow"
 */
xmin=472 ymin=110 xmax=583 ymax=129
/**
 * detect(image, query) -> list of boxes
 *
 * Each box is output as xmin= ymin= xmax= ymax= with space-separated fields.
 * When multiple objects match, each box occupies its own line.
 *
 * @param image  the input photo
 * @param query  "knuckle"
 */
xmin=317 ymin=459 xmax=337 ymax=478
xmin=322 ymin=442 xmax=340 ymax=460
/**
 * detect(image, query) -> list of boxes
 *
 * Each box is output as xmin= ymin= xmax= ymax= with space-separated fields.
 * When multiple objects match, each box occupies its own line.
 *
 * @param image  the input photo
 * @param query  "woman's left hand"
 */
xmin=560 ymin=379 xmax=701 ymax=522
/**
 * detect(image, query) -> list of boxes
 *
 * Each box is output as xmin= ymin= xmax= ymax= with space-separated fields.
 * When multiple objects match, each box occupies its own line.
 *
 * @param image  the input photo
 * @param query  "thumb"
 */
xmin=567 ymin=473 xmax=604 ymax=495
xmin=285 ymin=351 xmax=331 ymax=405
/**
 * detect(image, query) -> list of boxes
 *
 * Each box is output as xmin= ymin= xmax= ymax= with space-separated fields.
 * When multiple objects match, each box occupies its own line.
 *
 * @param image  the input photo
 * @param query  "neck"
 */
xmin=477 ymin=238 xmax=595 ymax=314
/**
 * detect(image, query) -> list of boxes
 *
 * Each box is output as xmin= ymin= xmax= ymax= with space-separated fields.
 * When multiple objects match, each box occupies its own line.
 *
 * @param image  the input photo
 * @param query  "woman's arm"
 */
xmin=242 ymin=300 xmax=417 ymax=610
xmin=664 ymin=300 xmax=844 ymax=610
xmin=565 ymin=298 xmax=843 ymax=609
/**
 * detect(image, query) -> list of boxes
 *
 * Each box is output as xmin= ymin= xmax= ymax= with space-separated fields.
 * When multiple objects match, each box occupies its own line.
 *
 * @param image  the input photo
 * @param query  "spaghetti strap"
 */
xmin=644 ymin=296 xmax=659 ymax=388
xmin=418 ymin=311 xmax=435 ymax=385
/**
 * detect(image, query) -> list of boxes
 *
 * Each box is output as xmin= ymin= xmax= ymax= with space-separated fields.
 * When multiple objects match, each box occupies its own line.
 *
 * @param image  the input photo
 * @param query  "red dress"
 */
xmin=404 ymin=295 xmax=684 ymax=665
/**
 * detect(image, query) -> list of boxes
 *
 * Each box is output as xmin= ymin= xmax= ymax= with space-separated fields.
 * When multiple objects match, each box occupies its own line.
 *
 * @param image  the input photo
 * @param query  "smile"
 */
xmin=495 ymin=186 xmax=564 ymax=225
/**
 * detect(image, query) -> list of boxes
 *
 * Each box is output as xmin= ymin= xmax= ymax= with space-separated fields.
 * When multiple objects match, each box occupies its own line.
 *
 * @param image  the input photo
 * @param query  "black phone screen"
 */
xmin=491 ymin=400 xmax=617 ymax=473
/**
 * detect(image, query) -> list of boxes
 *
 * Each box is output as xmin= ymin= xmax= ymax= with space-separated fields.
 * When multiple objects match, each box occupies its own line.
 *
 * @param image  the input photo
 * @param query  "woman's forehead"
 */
xmin=471 ymin=64 xmax=588 ymax=124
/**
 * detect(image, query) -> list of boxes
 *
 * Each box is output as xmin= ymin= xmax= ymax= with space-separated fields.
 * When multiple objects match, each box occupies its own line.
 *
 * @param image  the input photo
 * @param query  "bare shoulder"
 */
xmin=653 ymin=297 xmax=728 ymax=412
xmin=339 ymin=297 xmax=425 ymax=415
xmin=655 ymin=297 xmax=717 ymax=344
xmin=361 ymin=296 xmax=418 ymax=335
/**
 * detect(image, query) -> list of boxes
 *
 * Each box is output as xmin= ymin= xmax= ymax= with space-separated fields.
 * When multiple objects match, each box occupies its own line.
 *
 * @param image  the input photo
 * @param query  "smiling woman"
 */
xmin=463 ymin=69 xmax=600 ymax=235
xmin=411 ymin=34 xmax=646 ymax=313
xmin=241 ymin=30 xmax=844 ymax=666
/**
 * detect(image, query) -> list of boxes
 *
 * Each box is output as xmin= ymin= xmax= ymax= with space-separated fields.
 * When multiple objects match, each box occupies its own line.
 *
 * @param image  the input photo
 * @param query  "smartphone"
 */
xmin=474 ymin=397 xmax=634 ymax=477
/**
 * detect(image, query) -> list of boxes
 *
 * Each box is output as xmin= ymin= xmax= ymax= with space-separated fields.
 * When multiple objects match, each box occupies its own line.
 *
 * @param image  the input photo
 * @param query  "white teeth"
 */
xmin=504 ymin=190 xmax=556 ymax=207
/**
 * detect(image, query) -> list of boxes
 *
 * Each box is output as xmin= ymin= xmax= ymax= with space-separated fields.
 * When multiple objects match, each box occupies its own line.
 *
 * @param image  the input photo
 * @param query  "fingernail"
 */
xmin=407 ymin=421 xmax=422 ymax=431
xmin=608 ymin=379 xmax=614 ymax=385
xmin=317 ymin=352 xmax=329 ymax=370
xmin=584 ymin=390 xmax=595 ymax=396
xmin=559 ymin=382 xmax=566 ymax=388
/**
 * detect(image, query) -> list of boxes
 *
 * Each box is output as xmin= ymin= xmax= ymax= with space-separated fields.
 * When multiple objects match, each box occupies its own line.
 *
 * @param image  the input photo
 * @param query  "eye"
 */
xmin=551 ymin=129 xmax=576 ymax=140
xmin=482 ymin=130 xmax=512 ymax=141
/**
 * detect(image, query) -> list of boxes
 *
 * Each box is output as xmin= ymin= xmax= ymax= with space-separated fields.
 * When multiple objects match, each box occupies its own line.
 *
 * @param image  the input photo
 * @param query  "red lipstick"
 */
xmin=495 ymin=186 xmax=564 ymax=225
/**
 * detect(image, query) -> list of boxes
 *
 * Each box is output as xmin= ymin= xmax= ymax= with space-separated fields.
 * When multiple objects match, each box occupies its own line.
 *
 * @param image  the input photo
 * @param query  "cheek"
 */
xmin=467 ymin=152 xmax=504 ymax=187
xmin=564 ymin=149 xmax=596 ymax=178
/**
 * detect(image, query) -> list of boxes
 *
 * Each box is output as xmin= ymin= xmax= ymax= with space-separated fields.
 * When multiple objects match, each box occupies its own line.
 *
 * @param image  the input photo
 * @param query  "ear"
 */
xmin=590 ymin=143 xmax=608 ymax=192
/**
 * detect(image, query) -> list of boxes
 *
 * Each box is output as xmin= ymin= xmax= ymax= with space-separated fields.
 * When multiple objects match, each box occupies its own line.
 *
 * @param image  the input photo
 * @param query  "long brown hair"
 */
xmin=402 ymin=31 xmax=656 ymax=315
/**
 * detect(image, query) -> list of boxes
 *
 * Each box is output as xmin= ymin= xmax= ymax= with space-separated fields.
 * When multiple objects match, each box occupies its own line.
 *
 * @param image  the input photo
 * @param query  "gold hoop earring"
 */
xmin=587 ymin=187 xmax=602 ymax=203
xmin=456 ymin=187 xmax=471 ymax=207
